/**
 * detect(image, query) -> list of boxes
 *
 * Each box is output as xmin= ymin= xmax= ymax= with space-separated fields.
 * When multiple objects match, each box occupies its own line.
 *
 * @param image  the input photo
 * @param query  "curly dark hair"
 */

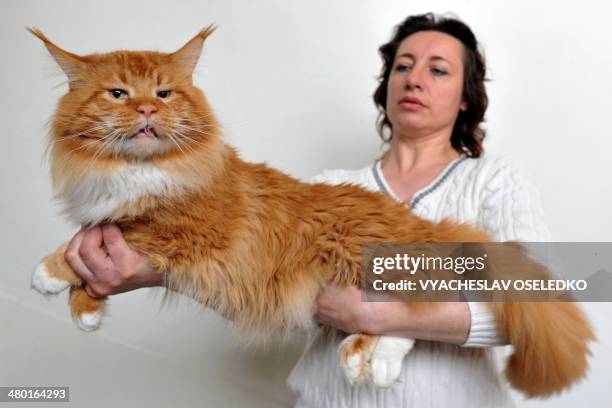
xmin=373 ymin=13 xmax=488 ymax=157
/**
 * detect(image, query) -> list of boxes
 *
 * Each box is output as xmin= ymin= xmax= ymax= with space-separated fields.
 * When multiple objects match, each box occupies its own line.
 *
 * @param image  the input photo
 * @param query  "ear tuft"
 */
xmin=170 ymin=24 xmax=217 ymax=73
xmin=27 ymin=27 xmax=86 ymax=85
xmin=198 ymin=24 xmax=217 ymax=41
xmin=26 ymin=27 xmax=51 ymax=44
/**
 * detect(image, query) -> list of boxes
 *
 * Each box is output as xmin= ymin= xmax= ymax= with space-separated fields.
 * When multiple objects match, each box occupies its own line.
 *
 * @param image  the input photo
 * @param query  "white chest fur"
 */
xmin=58 ymin=164 xmax=182 ymax=226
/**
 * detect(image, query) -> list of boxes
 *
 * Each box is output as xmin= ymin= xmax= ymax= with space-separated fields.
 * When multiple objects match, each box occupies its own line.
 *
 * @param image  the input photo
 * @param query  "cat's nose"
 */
xmin=137 ymin=104 xmax=158 ymax=117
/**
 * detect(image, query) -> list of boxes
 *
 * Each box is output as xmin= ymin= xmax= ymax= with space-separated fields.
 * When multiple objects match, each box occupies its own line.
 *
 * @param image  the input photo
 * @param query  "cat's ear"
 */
xmin=170 ymin=25 xmax=216 ymax=73
xmin=27 ymin=27 xmax=87 ymax=87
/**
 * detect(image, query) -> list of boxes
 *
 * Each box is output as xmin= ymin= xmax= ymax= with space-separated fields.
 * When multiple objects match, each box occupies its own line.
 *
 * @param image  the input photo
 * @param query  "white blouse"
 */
xmin=287 ymin=154 xmax=551 ymax=408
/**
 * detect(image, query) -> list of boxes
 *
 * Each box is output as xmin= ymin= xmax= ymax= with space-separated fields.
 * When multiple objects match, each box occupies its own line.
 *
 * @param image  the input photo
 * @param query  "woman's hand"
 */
xmin=315 ymin=284 xmax=379 ymax=333
xmin=64 ymin=223 xmax=163 ymax=298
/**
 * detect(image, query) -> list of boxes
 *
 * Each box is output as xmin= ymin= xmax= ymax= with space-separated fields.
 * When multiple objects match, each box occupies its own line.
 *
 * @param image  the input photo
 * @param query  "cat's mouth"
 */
xmin=131 ymin=125 xmax=159 ymax=140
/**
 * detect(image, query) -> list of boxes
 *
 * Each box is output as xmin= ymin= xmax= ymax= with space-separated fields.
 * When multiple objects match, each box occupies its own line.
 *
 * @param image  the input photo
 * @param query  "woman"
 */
xmin=66 ymin=13 xmax=550 ymax=407
xmin=286 ymin=13 xmax=551 ymax=407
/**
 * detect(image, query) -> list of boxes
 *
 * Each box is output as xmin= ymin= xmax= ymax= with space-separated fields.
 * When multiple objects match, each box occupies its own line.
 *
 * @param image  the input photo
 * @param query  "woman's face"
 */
xmin=386 ymin=30 xmax=467 ymax=138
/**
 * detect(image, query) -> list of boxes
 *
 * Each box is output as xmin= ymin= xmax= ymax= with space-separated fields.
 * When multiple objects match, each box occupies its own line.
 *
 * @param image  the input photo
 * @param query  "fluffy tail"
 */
xmin=492 ymin=300 xmax=595 ymax=397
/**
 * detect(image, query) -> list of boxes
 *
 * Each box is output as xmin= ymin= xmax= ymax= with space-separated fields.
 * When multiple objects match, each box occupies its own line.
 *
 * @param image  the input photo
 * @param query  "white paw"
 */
xmin=73 ymin=311 xmax=102 ymax=332
xmin=371 ymin=356 xmax=403 ymax=387
xmin=371 ymin=336 xmax=414 ymax=387
xmin=338 ymin=334 xmax=377 ymax=385
xmin=344 ymin=351 xmax=364 ymax=384
xmin=31 ymin=263 xmax=70 ymax=295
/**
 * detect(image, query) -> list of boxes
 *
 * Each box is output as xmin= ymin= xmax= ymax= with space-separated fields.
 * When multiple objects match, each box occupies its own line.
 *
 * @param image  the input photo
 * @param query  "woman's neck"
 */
xmin=381 ymin=130 xmax=461 ymax=175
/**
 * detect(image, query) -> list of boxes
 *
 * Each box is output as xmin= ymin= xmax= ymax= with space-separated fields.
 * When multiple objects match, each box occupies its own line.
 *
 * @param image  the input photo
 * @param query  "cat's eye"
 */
xmin=109 ymin=89 xmax=128 ymax=100
xmin=157 ymin=90 xmax=172 ymax=99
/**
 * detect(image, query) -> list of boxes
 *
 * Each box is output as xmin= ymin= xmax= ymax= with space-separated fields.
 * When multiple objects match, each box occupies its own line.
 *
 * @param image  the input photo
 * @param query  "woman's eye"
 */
xmin=157 ymin=90 xmax=172 ymax=98
xmin=395 ymin=64 xmax=412 ymax=72
xmin=109 ymin=89 xmax=128 ymax=99
xmin=431 ymin=68 xmax=448 ymax=76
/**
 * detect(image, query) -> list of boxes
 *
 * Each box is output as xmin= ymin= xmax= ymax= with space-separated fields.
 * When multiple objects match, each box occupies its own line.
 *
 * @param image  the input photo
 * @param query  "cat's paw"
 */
xmin=72 ymin=311 xmax=102 ymax=332
xmin=69 ymin=286 xmax=105 ymax=332
xmin=371 ymin=336 xmax=414 ymax=387
xmin=31 ymin=263 xmax=70 ymax=295
xmin=338 ymin=334 xmax=378 ymax=385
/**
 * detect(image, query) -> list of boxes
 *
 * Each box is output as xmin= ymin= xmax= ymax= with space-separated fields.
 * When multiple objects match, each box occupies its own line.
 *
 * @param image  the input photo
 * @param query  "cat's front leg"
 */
xmin=32 ymin=243 xmax=82 ymax=295
xmin=69 ymin=286 xmax=106 ymax=331
xmin=32 ymin=242 xmax=106 ymax=331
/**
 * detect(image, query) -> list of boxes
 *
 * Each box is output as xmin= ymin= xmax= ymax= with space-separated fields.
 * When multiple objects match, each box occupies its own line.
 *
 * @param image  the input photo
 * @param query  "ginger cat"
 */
xmin=29 ymin=26 xmax=594 ymax=397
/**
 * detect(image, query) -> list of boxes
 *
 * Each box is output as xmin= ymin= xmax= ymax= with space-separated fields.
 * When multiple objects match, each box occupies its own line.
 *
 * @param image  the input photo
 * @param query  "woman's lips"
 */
xmin=399 ymin=96 xmax=425 ymax=109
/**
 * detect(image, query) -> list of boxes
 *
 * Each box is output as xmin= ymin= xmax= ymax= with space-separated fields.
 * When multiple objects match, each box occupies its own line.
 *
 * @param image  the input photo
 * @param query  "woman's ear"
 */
xmin=460 ymin=101 xmax=468 ymax=111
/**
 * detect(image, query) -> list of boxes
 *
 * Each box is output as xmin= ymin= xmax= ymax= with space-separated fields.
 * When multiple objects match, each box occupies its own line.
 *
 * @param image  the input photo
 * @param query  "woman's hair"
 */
xmin=373 ymin=13 xmax=488 ymax=157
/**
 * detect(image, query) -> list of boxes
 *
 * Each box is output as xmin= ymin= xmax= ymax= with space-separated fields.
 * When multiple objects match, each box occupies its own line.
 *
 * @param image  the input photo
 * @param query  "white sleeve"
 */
xmin=462 ymin=157 xmax=551 ymax=348
xmin=462 ymin=302 xmax=508 ymax=347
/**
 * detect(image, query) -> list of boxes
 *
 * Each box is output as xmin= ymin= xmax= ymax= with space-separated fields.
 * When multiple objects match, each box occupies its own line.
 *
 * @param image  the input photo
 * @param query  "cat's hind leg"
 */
xmin=370 ymin=336 xmax=414 ymax=387
xmin=338 ymin=334 xmax=414 ymax=387
xmin=338 ymin=333 xmax=379 ymax=385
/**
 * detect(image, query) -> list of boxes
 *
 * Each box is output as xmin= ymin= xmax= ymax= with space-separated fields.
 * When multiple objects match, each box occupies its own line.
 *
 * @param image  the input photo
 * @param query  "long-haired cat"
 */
xmin=29 ymin=26 xmax=594 ymax=398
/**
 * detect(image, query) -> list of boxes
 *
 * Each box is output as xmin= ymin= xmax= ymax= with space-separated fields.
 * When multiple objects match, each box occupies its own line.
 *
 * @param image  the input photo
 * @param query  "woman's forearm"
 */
xmin=315 ymin=285 xmax=471 ymax=345
xmin=367 ymin=301 xmax=470 ymax=345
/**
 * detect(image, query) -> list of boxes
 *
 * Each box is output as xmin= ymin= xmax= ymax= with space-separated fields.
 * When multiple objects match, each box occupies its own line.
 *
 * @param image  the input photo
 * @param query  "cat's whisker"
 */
xmin=171 ymin=129 xmax=209 ymax=148
xmin=167 ymin=118 xmax=216 ymax=133
xmin=166 ymin=132 xmax=187 ymax=156
xmin=172 ymin=124 xmax=215 ymax=136
xmin=66 ymin=138 xmax=103 ymax=154
xmin=168 ymin=132 xmax=203 ymax=173
xmin=82 ymin=130 xmax=124 ymax=173
xmin=176 ymin=115 xmax=215 ymax=124
xmin=50 ymin=117 xmax=121 ymax=149
xmin=172 ymin=119 xmax=215 ymax=129
xmin=173 ymin=133 xmax=198 ymax=154
xmin=67 ymin=128 xmax=122 ymax=155
xmin=55 ymin=125 xmax=110 ymax=143
xmin=172 ymin=110 xmax=214 ymax=120
xmin=53 ymin=117 xmax=117 ymax=131
xmin=173 ymin=138 xmax=196 ymax=156
xmin=164 ymin=127 xmax=194 ymax=151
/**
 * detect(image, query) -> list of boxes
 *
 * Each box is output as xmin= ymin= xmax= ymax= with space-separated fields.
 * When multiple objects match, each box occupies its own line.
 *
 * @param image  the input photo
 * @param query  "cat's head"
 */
xmin=30 ymin=26 xmax=220 ymax=163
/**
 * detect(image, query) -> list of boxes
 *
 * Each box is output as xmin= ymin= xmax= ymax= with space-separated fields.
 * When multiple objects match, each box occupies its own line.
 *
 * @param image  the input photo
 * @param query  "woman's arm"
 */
xmin=315 ymin=284 xmax=470 ymax=345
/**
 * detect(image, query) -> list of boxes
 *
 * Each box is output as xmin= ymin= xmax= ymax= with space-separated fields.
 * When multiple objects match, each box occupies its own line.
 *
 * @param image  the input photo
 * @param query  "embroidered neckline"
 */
xmin=372 ymin=154 xmax=467 ymax=209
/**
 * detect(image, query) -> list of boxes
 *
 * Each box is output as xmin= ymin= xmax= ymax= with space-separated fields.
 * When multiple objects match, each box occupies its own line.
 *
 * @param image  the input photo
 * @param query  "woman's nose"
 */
xmin=405 ymin=68 xmax=423 ymax=90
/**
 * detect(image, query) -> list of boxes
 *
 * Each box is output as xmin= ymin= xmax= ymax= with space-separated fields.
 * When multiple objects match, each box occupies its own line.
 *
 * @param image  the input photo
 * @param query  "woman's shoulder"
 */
xmin=463 ymin=154 xmax=551 ymax=241
xmin=458 ymin=153 xmax=535 ymax=188
xmin=462 ymin=153 xmax=527 ymax=175
xmin=309 ymin=164 xmax=376 ymax=187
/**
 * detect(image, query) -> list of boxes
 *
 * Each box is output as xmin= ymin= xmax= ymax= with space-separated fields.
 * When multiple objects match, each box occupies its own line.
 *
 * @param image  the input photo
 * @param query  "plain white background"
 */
xmin=1 ymin=0 xmax=611 ymax=407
